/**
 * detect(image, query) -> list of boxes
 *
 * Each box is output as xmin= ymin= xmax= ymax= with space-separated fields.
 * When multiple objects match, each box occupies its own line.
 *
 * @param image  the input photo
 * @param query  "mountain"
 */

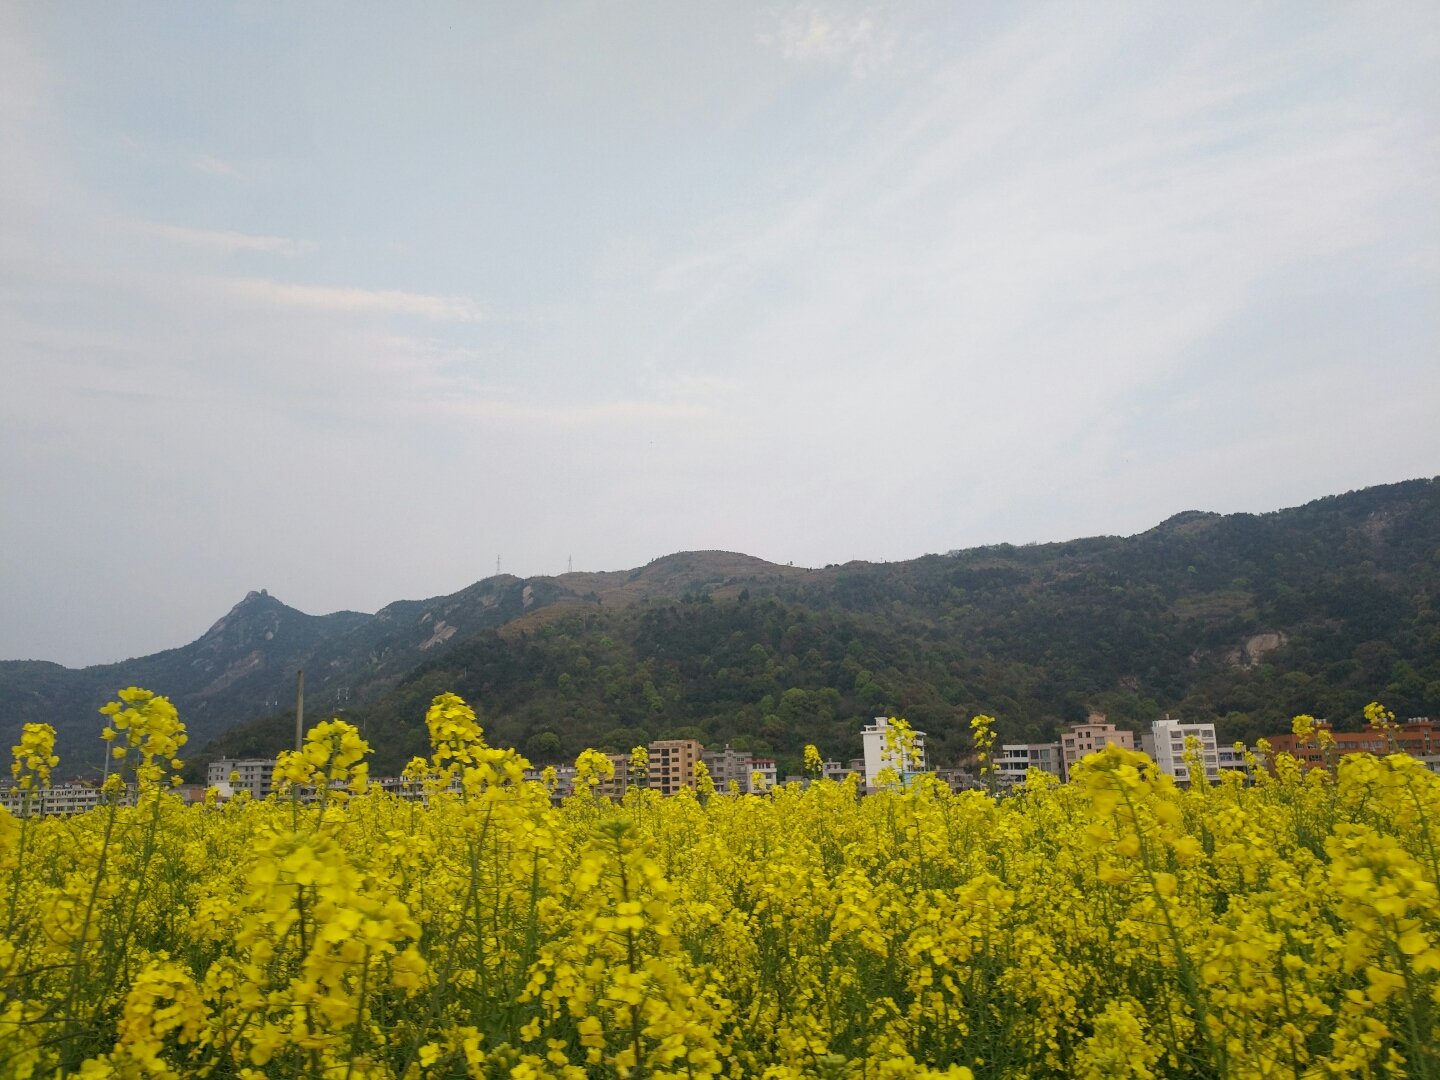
xmin=0 ymin=556 xmax=811 ymax=776
xmin=5 ymin=479 xmax=1438 ymax=780
xmin=203 ymin=478 xmax=1440 ymax=778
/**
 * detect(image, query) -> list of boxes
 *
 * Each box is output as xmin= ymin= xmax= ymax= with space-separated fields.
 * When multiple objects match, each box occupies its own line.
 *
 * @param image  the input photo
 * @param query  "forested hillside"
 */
xmin=200 ymin=478 xmax=1440 ymax=778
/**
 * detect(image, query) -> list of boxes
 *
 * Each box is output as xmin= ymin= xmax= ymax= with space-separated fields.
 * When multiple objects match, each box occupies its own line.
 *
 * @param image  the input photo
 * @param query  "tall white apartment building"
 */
xmin=1143 ymin=719 xmax=1220 ymax=784
xmin=861 ymin=717 xmax=928 ymax=791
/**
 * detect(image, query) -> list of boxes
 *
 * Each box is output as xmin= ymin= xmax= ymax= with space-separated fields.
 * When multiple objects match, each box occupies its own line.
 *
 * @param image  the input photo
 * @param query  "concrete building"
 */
xmin=934 ymin=767 xmax=983 ymax=793
xmin=1060 ymin=718 xmax=1136 ymax=780
xmin=861 ymin=717 xmax=929 ymax=791
xmin=1216 ymin=744 xmax=1249 ymax=777
xmin=1265 ymin=718 xmax=1440 ymax=774
xmin=702 ymin=746 xmax=752 ymax=791
xmin=749 ymin=758 xmax=777 ymax=791
xmin=596 ymin=755 xmax=629 ymax=799
xmin=821 ymin=759 xmax=851 ymax=783
xmin=994 ymin=743 xmax=1064 ymax=788
xmin=701 ymin=746 xmax=782 ymax=793
xmin=207 ymin=758 xmax=277 ymax=800
xmin=648 ymin=739 xmax=703 ymax=795
xmin=1143 ymin=718 xmax=1221 ymax=785
xmin=0 ymin=782 xmax=109 ymax=816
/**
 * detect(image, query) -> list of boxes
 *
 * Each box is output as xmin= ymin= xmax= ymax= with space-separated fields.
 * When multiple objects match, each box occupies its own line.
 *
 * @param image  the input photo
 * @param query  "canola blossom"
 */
xmin=0 ymin=691 xmax=1438 ymax=1078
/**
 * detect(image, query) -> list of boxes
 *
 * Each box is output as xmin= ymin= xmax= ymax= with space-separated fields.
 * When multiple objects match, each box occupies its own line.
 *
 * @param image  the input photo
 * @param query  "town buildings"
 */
xmin=0 ymin=782 xmax=109 ymax=816
xmin=821 ymin=759 xmax=851 ymax=783
xmin=1264 ymin=717 xmax=1440 ymax=773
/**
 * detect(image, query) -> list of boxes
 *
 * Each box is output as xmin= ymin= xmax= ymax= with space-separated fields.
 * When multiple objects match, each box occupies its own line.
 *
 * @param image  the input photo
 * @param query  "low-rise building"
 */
xmin=821 ymin=760 xmax=851 ymax=783
xmin=749 ymin=758 xmax=777 ymax=792
xmin=1264 ymin=717 xmax=1440 ymax=773
xmin=0 ymin=782 xmax=110 ymax=816
xmin=702 ymin=746 xmax=752 ymax=791
xmin=596 ymin=755 xmax=629 ymax=799
xmin=934 ymin=767 xmax=983 ymax=793
xmin=1216 ymin=743 xmax=1249 ymax=777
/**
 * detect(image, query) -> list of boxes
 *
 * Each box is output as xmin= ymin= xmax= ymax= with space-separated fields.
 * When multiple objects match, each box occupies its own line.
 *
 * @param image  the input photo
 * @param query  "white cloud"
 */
xmin=191 ymin=154 xmax=241 ymax=178
xmin=212 ymin=277 xmax=485 ymax=322
xmin=129 ymin=220 xmax=314 ymax=256
xmin=428 ymin=397 xmax=708 ymax=426
xmin=759 ymin=4 xmax=895 ymax=76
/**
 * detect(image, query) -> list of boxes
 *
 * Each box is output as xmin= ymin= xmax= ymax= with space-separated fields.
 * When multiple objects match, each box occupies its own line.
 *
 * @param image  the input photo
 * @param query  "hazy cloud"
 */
xmin=213 ymin=278 xmax=484 ymax=322
xmin=191 ymin=154 xmax=241 ymax=178
xmin=759 ymin=4 xmax=896 ymax=76
xmin=128 ymin=220 xmax=315 ymax=257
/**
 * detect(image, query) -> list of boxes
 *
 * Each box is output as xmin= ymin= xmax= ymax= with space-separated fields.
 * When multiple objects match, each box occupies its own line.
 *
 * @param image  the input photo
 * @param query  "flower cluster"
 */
xmin=969 ymin=713 xmax=997 ymax=783
xmin=0 ymin=691 xmax=1436 ymax=1078
xmin=10 ymin=723 xmax=58 ymax=793
xmin=99 ymin=687 xmax=186 ymax=789
xmin=273 ymin=718 xmax=371 ymax=802
xmin=574 ymin=747 xmax=616 ymax=796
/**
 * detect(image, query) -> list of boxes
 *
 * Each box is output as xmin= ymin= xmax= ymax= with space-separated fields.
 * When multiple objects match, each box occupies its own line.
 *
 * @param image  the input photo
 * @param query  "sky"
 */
xmin=2 ymin=2 xmax=1437 ymax=667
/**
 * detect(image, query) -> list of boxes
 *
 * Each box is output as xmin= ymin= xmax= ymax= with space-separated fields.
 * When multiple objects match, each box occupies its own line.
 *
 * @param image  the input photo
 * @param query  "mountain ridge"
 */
xmin=5 ymin=477 xmax=1437 ymax=777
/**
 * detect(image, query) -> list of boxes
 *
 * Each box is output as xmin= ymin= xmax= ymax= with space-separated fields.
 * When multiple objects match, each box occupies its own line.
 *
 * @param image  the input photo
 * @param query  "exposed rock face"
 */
xmin=420 ymin=621 xmax=457 ymax=650
xmin=1225 ymin=631 xmax=1288 ymax=668
xmin=1245 ymin=632 xmax=1286 ymax=663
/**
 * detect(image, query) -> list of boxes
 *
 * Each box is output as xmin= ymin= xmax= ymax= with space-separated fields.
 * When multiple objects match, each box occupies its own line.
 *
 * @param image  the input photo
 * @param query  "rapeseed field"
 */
xmin=1 ymin=688 xmax=1437 ymax=1078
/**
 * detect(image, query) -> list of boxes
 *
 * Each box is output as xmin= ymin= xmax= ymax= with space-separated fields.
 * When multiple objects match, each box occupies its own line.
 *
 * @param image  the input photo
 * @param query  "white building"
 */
xmin=995 ymin=743 xmax=1063 ymax=788
xmin=1143 ymin=719 xmax=1220 ymax=784
xmin=207 ymin=758 xmax=278 ymax=800
xmin=861 ymin=717 xmax=929 ymax=791
xmin=0 ymin=783 xmax=110 ymax=816
xmin=748 ymin=758 xmax=778 ymax=792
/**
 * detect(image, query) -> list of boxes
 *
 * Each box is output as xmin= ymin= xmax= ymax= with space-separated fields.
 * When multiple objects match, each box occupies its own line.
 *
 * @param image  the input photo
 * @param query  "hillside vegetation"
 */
xmin=199 ymin=478 xmax=1440 ymax=777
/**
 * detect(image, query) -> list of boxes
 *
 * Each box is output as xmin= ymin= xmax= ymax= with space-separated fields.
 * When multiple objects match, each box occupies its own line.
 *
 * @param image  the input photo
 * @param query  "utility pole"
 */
xmin=295 ymin=669 xmax=305 ymax=751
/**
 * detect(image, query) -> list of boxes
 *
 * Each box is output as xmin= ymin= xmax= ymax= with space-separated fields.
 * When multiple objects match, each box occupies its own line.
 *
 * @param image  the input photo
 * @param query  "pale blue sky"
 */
xmin=2 ymin=1 xmax=1437 ymax=666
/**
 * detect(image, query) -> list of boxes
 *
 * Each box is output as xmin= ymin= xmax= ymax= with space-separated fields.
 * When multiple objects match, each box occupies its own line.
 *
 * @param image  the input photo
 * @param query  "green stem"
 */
xmin=58 ymin=795 xmax=120 ymax=1069
xmin=345 ymin=945 xmax=371 ymax=1080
